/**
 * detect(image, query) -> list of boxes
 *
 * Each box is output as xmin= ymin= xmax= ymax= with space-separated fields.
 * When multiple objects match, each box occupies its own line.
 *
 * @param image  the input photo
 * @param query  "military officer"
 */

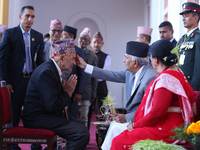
xmin=178 ymin=2 xmax=200 ymax=91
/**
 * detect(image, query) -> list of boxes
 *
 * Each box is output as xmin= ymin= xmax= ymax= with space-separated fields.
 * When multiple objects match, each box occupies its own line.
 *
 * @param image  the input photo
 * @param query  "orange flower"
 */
xmin=184 ymin=121 xmax=200 ymax=135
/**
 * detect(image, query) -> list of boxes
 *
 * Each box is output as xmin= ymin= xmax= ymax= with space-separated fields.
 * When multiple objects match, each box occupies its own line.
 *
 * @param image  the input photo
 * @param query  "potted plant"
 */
xmin=100 ymin=93 xmax=116 ymax=121
xmin=171 ymin=120 xmax=200 ymax=150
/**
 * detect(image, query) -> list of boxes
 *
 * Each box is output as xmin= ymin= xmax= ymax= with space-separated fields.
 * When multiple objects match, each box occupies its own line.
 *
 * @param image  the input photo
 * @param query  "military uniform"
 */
xmin=178 ymin=28 xmax=200 ymax=91
xmin=178 ymin=2 xmax=200 ymax=91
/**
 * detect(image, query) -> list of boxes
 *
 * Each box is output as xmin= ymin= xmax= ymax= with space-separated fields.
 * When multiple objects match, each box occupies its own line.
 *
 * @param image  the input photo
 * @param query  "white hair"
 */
xmin=130 ymin=55 xmax=149 ymax=66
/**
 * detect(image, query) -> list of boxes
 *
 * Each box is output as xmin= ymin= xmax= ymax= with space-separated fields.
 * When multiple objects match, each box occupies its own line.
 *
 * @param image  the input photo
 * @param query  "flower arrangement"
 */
xmin=130 ymin=139 xmax=185 ymax=150
xmin=171 ymin=121 xmax=200 ymax=150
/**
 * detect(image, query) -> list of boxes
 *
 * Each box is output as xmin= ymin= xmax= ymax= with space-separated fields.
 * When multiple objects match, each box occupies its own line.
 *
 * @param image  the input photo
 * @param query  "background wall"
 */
xmin=8 ymin=0 xmax=147 ymax=108
xmin=149 ymin=0 xmax=188 ymax=44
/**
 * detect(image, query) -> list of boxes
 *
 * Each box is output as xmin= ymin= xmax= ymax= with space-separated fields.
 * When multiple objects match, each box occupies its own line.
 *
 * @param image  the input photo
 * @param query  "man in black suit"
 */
xmin=158 ymin=21 xmax=177 ymax=47
xmin=0 ymin=5 xmax=44 ymax=150
xmin=22 ymin=39 xmax=89 ymax=150
xmin=62 ymin=25 xmax=86 ymax=118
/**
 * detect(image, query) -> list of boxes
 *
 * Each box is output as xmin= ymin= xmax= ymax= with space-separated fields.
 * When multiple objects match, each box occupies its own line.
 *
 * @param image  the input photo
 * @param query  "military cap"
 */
xmin=180 ymin=2 xmax=200 ymax=15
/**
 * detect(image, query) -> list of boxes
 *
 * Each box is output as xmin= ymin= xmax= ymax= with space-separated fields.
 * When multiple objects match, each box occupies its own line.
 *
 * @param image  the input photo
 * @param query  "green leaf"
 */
xmin=130 ymin=139 xmax=186 ymax=150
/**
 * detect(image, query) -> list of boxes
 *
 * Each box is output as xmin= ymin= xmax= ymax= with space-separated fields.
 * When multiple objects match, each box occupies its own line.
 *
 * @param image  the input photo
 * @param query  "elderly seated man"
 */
xmin=76 ymin=41 xmax=158 ymax=150
xmin=22 ymin=39 xmax=89 ymax=150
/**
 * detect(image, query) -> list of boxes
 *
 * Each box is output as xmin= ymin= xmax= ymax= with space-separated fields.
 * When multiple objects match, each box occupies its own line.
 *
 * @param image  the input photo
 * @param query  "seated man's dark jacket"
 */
xmin=22 ymin=59 xmax=70 ymax=129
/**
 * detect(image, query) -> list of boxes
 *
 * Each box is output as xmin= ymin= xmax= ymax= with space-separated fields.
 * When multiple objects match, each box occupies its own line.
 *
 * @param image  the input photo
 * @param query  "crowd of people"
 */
xmin=0 ymin=1 xmax=199 ymax=150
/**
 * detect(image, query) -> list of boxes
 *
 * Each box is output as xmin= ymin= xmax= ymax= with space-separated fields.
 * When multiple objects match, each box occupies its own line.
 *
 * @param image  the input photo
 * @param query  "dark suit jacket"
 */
xmin=71 ymin=46 xmax=86 ymax=95
xmin=178 ymin=28 xmax=200 ymax=91
xmin=44 ymin=43 xmax=86 ymax=95
xmin=82 ymin=48 xmax=98 ymax=100
xmin=22 ymin=59 xmax=70 ymax=129
xmin=171 ymin=38 xmax=177 ymax=47
xmin=0 ymin=25 xmax=44 ymax=87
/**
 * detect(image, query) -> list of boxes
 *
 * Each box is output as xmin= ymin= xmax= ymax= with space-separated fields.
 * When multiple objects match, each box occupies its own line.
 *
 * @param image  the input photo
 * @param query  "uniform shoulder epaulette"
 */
xmin=181 ymin=34 xmax=186 ymax=38
xmin=177 ymin=34 xmax=186 ymax=43
xmin=195 ymin=30 xmax=200 ymax=34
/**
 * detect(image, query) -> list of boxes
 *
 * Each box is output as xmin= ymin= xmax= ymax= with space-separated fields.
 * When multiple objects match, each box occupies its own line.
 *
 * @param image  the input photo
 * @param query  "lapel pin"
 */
xmin=32 ymin=38 xmax=35 ymax=41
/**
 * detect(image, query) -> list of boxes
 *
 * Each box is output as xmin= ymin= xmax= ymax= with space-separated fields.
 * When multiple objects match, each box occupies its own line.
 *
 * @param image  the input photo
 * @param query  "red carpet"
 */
xmin=18 ymin=112 xmax=99 ymax=150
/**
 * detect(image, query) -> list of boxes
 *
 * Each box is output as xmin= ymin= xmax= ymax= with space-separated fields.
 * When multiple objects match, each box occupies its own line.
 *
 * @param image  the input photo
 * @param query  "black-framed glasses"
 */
xmin=51 ymin=29 xmax=63 ymax=34
xmin=80 ymin=37 xmax=90 ymax=42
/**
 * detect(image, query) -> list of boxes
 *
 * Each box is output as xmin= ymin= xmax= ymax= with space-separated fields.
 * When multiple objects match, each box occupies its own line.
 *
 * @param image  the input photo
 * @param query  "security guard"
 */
xmin=178 ymin=2 xmax=200 ymax=91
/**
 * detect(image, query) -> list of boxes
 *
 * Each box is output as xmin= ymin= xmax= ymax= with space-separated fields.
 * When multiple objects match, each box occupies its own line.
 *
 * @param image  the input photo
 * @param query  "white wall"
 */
xmin=8 ymin=0 xmax=146 ymax=108
xmin=149 ymin=0 xmax=161 ymax=43
xmin=149 ymin=0 xmax=188 ymax=44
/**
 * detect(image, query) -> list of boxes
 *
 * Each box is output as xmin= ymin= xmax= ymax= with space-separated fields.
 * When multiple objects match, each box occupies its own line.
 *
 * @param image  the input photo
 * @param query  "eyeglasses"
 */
xmin=51 ymin=29 xmax=63 ymax=34
xmin=80 ymin=37 xmax=90 ymax=42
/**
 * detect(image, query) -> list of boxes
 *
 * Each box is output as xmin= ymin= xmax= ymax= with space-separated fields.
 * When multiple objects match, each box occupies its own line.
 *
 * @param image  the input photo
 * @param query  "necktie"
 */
xmin=24 ymin=32 xmax=32 ymax=73
xmin=131 ymin=76 xmax=135 ymax=95
xmin=183 ymin=34 xmax=187 ymax=42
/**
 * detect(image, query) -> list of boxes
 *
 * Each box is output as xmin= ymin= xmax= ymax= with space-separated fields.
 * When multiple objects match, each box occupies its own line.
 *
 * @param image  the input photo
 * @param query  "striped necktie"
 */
xmin=24 ymin=32 xmax=32 ymax=73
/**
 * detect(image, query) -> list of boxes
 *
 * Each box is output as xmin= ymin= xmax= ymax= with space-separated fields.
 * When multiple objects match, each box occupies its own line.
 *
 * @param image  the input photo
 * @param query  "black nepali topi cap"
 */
xmin=126 ymin=41 xmax=149 ymax=58
xmin=180 ymin=2 xmax=200 ymax=15
xmin=63 ymin=25 xmax=77 ymax=39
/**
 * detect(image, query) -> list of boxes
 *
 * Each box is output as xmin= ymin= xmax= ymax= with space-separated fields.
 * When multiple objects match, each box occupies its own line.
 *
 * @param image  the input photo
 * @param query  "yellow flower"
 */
xmin=184 ymin=121 xmax=200 ymax=135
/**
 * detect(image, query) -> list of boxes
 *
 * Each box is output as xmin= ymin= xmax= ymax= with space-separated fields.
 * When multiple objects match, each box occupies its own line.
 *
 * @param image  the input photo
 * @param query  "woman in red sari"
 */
xmin=110 ymin=39 xmax=197 ymax=150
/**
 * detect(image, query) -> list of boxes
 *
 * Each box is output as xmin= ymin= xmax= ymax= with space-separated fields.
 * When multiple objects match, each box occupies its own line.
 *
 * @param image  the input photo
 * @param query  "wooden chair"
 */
xmin=0 ymin=85 xmax=57 ymax=150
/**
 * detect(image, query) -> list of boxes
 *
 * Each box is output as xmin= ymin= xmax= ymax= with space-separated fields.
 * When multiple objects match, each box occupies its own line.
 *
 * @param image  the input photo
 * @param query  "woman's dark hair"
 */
xmin=150 ymin=39 xmax=177 ymax=66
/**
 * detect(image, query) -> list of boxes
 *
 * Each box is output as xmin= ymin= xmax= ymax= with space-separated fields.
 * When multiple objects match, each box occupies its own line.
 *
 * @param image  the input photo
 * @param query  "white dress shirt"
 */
xmin=51 ymin=58 xmax=62 ymax=82
xmin=131 ymin=65 xmax=144 ymax=95
xmin=95 ymin=51 xmax=111 ymax=82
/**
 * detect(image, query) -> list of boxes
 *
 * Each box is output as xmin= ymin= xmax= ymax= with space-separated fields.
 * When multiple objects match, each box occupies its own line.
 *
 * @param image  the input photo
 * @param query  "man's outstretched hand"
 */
xmin=75 ymin=54 xmax=87 ymax=69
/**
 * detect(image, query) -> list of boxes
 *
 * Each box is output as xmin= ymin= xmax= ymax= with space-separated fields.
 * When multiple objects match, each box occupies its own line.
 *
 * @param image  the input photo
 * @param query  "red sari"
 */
xmin=110 ymin=69 xmax=196 ymax=150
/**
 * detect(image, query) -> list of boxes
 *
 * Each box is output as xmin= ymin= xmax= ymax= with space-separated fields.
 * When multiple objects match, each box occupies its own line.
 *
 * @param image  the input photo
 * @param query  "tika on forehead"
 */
xmin=52 ymin=39 xmax=76 ymax=58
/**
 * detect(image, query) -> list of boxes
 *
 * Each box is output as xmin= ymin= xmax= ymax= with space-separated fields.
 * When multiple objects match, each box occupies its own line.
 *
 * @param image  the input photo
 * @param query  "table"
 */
xmin=92 ymin=121 xmax=111 ymax=150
